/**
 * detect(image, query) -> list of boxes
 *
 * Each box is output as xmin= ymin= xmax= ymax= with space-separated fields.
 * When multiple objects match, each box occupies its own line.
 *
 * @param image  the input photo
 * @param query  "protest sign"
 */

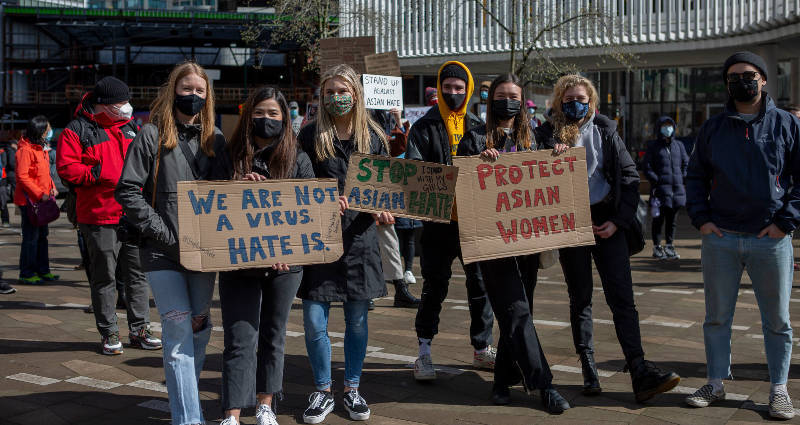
xmin=178 ymin=179 xmax=344 ymax=272
xmin=343 ymin=153 xmax=457 ymax=223
xmin=404 ymin=106 xmax=431 ymax=126
xmin=362 ymin=74 xmax=403 ymax=110
xmin=364 ymin=51 xmax=401 ymax=77
xmin=318 ymin=36 xmax=375 ymax=74
xmin=453 ymin=149 xmax=595 ymax=264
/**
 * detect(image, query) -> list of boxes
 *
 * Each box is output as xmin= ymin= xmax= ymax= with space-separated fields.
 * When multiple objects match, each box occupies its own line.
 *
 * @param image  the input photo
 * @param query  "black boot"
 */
xmin=393 ymin=280 xmax=420 ymax=308
xmin=579 ymin=350 xmax=602 ymax=395
xmin=627 ymin=356 xmax=680 ymax=403
xmin=540 ymin=387 xmax=570 ymax=414
xmin=491 ymin=383 xmax=511 ymax=405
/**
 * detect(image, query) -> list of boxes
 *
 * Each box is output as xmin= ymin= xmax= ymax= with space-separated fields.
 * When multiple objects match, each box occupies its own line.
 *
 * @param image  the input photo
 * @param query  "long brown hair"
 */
xmin=549 ymin=74 xmax=599 ymax=145
xmin=149 ymin=61 xmax=217 ymax=156
xmin=313 ymin=64 xmax=387 ymax=160
xmin=485 ymin=73 xmax=532 ymax=150
xmin=228 ymin=86 xmax=298 ymax=179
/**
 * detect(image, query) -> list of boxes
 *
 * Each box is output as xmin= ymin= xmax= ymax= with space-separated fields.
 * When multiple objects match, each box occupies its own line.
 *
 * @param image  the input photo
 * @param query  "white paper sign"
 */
xmin=405 ymin=106 xmax=431 ymax=126
xmin=362 ymin=74 xmax=403 ymax=110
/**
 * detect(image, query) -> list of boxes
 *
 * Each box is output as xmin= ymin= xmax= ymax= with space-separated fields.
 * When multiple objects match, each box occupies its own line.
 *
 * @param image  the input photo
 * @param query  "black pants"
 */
xmin=0 ymin=182 xmax=9 ymax=224
xmin=415 ymin=221 xmax=493 ymax=350
xmin=80 ymin=224 xmax=150 ymax=336
xmin=651 ymin=205 xmax=678 ymax=246
xmin=396 ymin=227 xmax=418 ymax=272
xmin=482 ymin=254 xmax=552 ymax=390
xmin=555 ymin=203 xmax=644 ymax=364
xmin=219 ymin=268 xmax=302 ymax=410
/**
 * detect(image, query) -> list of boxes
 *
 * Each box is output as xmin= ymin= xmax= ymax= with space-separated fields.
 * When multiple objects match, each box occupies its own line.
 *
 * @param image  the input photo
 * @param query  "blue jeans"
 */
xmin=701 ymin=231 xmax=793 ymax=384
xmin=19 ymin=205 xmax=50 ymax=278
xmin=147 ymin=269 xmax=216 ymax=425
xmin=303 ymin=300 xmax=370 ymax=390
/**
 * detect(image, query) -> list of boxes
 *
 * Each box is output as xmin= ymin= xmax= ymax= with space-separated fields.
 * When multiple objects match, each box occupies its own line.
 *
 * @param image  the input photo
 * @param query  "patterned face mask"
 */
xmin=323 ymin=94 xmax=354 ymax=116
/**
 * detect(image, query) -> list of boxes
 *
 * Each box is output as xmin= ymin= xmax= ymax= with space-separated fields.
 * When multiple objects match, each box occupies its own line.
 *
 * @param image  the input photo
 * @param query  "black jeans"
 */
xmin=0 ymin=182 xmax=9 ymax=224
xmin=219 ymin=268 xmax=302 ymax=410
xmin=482 ymin=254 xmax=552 ymax=390
xmin=80 ymin=224 xmax=150 ymax=337
xmin=415 ymin=221 xmax=493 ymax=350
xmin=651 ymin=205 xmax=678 ymax=246
xmin=19 ymin=206 xmax=50 ymax=278
xmin=396 ymin=227 xmax=417 ymax=272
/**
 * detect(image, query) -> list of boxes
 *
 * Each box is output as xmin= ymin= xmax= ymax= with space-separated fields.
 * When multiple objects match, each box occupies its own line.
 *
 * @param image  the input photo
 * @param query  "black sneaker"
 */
xmin=0 ymin=280 xmax=16 ymax=294
xmin=491 ymin=383 xmax=511 ymax=405
xmin=302 ymin=391 xmax=334 ymax=424
xmin=540 ymin=388 xmax=570 ymax=414
xmin=343 ymin=389 xmax=371 ymax=421
xmin=628 ymin=357 xmax=680 ymax=403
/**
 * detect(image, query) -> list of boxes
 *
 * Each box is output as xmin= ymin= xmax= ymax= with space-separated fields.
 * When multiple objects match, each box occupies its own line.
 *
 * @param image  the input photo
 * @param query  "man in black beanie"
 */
xmin=685 ymin=51 xmax=800 ymax=419
xmin=57 ymin=76 xmax=161 ymax=356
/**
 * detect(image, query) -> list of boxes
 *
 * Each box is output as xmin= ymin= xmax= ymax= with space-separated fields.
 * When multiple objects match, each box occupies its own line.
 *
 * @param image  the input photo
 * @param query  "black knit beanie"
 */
xmin=439 ymin=64 xmax=469 ymax=84
xmin=93 ymin=76 xmax=130 ymax=105
xmin=723 ymin=51 xmax=768 ymax=82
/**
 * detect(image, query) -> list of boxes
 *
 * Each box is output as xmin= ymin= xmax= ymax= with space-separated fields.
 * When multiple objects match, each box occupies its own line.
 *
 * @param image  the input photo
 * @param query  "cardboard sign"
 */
xmin=364 ymin=51 xmax=401 ymax=77
xmin=318 ymin=36 xmax=375 ymax=74
xmin=178 ymin=179 xmax=344 ymax=272
xmin=343 ymin=153 xmax=457 ymax=223
xmin=362 ymin=74 xmax=403 ymax=110
xmin=404 ymin=106 xmax=431 ymax=126
xmin=453 ymin=149 xmax=595 ymax=264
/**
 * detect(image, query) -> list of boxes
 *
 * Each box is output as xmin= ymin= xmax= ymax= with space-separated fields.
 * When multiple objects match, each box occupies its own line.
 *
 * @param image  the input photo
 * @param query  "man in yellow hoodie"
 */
xmin=406 ymin=61 xmax=495 ymax=381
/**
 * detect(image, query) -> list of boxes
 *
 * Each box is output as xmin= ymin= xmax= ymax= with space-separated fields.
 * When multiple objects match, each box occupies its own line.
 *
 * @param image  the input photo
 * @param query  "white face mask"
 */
xmin=101 ymin=103 xmax=133 ymax=120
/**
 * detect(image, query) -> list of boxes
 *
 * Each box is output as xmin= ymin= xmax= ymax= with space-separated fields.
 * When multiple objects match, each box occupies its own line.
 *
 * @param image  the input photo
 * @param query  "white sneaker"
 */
xmin=404 ymin=270 xmax=417 ymax=284
xmin=220 ymin=416 xmax=239 ymax=425
xmin=769 ymin=392 xmax=796 ymax=419
xmin=256 ymin=403 xmax=279 ymax=425
xmin=473 ymin=345 xmax=497 ymax=370
xmin=685 ymin=384 xmax=725 ymax=407
xmin=414 ymin=354 xmax=436 ymax=381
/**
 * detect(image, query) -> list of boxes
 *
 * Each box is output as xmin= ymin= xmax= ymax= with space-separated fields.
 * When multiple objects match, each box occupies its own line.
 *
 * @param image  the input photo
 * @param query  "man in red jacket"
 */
xmin=57 ymin=77 xmax=161 ymax=355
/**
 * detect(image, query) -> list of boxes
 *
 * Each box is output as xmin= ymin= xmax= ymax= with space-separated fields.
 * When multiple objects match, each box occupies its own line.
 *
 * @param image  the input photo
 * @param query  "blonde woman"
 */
xmin=296 ymin=64 xmax=391 ymax=424
xmin=534 ymin=75 xmax=680 ymax=403
xmin=116 ymin=62 xmax=227 ymax=425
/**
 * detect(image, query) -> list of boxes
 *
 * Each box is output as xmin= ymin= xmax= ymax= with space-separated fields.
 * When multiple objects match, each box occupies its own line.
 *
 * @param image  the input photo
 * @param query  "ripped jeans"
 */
xmin=147 ymin=269 xmax=216 ymax=425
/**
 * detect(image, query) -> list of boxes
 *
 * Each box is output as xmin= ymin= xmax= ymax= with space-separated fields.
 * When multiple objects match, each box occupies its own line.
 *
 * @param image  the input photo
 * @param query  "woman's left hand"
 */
xmin=271 ymin=263 xmax=291 ymax=272
xmin=374 ymin=211 xmax=395 ymax=225
xmin=552 ymin=143 xmax=569 ymax=155
xmin=592 ymin=221 xmax=617 ymax=239
xmin=479 ymin=148 xmax=500 ymax=162
xmin=243 ymin=172 xmax=267 ymax=181
xmin=338 ymin=196 xmax=349 ymax=215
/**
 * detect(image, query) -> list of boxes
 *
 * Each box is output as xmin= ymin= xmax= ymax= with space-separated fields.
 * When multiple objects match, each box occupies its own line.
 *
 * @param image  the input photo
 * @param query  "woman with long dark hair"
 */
xmin=16 ymin=115 xmax=59 ymax=285
xmin=116 ymin=62 xmax=227 ymax=425
xmin=458 ymin=74 xmax=569 ymax=414
xmin=217 ymin=87 xmax=314 ymax=425
xmin=535 ymin=74 xmax=680 ymax=403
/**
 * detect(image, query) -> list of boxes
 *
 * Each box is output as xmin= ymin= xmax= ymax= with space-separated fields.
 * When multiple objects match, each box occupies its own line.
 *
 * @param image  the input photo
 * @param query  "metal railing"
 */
xmin=6 ymin=86 xmax=315 ymax=105
xmin=340 ymin=0 xmax=800 ymax=58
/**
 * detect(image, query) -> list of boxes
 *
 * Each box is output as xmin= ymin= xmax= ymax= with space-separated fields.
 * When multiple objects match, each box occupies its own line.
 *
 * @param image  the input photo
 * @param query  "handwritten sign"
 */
xmin=404 ymin=106 xmax=431 ymax=126
xmin=453 ymin=149 xmax=595 ymax=264
xmin=343 ymin=153 xmax=457 ymax=223
xmin=178 ymin=179 xmax=344 ymax=272
xmin=362 ymin=74 xmax=403 ymax=110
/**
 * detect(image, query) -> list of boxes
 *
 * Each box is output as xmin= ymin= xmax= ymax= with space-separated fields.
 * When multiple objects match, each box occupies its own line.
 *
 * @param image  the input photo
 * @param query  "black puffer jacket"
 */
xmin=115 ymin=122 xmax=227 ymax=272
xmin=296 ymin=123 xmax=388 ymax=302
xmin=643 ymin=116 xmax=689 ymax=209
xmin=535 ymin=114 xmax=640 ymax=230
xmin=405 ymin=106 xmax=482 ymax=165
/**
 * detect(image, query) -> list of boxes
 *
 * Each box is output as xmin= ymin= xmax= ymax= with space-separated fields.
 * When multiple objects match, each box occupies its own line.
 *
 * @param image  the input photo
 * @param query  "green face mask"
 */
xmin=324 ymin=94 xmax=354 ymax=116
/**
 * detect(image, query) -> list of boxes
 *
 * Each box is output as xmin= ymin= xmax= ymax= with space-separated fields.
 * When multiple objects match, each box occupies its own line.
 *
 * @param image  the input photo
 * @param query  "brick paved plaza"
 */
xmin=2 ymin=208 xmax=800 ymax=424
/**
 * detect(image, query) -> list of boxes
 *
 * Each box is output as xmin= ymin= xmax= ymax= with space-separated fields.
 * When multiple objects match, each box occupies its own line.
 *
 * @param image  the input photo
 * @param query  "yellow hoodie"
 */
xmin=436 ymin=61 xmax=474 ymax=157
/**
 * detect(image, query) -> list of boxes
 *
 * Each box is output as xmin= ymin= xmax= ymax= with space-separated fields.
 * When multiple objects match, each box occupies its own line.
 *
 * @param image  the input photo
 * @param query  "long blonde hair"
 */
xmin=314 ymin=64 xmax=387 ymax=160
xmin=150 ymin=62 xmax=217 ymax=157
xmin=549 ymin=74 xmax=599 ymax=145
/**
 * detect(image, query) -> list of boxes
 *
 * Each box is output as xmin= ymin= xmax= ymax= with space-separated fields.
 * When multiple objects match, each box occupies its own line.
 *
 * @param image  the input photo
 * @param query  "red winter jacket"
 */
xmin=14 ymin=138 xmax=54 ymax=206
xmin=57 ymin=95 xmax=139 ymax=225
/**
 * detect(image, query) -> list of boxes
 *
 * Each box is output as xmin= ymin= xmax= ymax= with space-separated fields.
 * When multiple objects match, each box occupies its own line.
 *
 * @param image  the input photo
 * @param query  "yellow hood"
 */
xmin=436 ymin=60 xmax=474 ymax=119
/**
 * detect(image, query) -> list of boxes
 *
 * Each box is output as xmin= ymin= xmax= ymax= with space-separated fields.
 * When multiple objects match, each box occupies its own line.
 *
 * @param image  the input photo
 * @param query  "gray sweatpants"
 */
xmin=80 ymin=224 xmax=150 ymax=337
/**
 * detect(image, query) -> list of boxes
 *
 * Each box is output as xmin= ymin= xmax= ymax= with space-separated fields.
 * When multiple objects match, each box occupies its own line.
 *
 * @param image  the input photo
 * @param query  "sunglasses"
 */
xmin=726 ymin=71 xmax=759 ymax=83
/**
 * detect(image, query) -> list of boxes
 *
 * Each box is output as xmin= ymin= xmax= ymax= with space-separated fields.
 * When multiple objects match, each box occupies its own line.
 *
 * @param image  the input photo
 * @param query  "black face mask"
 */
xmin=492 ymin=99 xmax=521 ymax=120
xmin=253 ymin=117 xmax=283 ymax=140
xmin=174 ymin=94 xmax=206 ymax=116
xmin=728 ymin=80 xmax=760 ymax=102
xmin=441 ymin=92 xmax=466 ymax=110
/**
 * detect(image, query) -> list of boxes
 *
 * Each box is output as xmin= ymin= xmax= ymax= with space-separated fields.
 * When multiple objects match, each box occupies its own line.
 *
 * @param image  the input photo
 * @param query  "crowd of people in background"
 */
xmin=0 ymin=50 xmax=798 ymax=424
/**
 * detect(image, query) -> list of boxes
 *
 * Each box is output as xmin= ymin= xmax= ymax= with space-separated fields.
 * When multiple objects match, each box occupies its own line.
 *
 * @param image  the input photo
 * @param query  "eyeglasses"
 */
xmin=727 ymin=71 xmax=759 ymax=83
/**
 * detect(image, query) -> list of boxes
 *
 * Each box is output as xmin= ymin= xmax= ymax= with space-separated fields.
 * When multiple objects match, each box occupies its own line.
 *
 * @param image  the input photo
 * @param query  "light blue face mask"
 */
xmin=660 ymin=125 xmax=674 ymax=138
xmin=45 ymin=129 xmax=54 ymax=142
